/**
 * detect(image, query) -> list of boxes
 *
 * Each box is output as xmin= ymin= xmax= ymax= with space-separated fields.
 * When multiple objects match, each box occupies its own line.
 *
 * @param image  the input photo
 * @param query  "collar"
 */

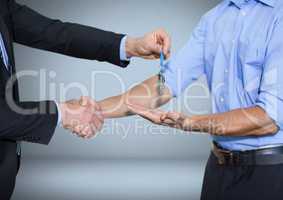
xmin=229 ymin=0 xmax=276 ymax=8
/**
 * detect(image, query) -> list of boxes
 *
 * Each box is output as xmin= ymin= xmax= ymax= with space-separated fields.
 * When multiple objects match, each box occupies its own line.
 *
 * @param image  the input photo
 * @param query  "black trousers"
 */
xmin=201 ymin=152 xmax=283 ymax=200
xmin=0 ymin=140 xmax=20 ymax=200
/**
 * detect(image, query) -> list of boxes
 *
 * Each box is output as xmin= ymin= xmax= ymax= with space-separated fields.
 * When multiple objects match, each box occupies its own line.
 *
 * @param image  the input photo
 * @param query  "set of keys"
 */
xmin=158 ymin=52 xmax=166 ymax=95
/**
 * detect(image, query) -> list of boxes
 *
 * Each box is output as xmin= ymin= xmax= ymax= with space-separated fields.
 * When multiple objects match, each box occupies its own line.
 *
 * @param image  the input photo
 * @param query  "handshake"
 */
xmin=58 ymin=96 xmax=104 ymax=139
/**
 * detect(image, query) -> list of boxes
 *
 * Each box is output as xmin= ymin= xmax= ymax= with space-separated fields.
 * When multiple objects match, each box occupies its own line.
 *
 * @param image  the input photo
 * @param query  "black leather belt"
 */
xmin=212 ymin=142 xmax=283 ymax=166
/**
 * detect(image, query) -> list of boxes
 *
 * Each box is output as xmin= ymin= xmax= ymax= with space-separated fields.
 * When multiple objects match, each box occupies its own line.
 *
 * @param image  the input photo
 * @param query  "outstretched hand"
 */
xmin=126 ymin=103 xmax=189 ymax=131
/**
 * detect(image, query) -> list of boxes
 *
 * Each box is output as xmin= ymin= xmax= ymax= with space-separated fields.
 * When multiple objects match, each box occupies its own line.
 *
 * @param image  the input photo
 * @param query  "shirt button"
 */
xmin=225 ymin=69 xmax=228 ymax=73
xmin=220 ymin=97 xmax=225 ymax=103
xmin=242 ymin=11 xmax=246 ymax=16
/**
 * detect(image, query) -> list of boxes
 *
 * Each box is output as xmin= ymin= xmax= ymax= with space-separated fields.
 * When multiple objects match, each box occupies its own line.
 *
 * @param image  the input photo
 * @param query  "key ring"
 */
xmin=158 ymin=52 xmax=166 ymax=95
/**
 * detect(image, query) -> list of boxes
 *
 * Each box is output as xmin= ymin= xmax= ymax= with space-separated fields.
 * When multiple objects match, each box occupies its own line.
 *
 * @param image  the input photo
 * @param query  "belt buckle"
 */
xmin=223 ymin=151 xmax=233 ymax=165
xmin=216 ymin=149 xmax=230 ymax=165
xmin=213 ymin=143 xmax=240 ymax=166
xmin=217 ymin=155 xmax=225 ymax=165
xmin=228 ymin=152 xmax=235 ymax=165
xmin=218 ymin=149 xmax=239 ymax=166
xmin=226 ymin=151 xmax=240 ymax=166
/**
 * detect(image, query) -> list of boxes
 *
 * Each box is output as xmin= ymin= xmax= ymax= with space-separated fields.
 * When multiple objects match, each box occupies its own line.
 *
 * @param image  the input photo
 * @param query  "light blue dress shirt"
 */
xmin=164 ymin=0 xmax=283 ymax=151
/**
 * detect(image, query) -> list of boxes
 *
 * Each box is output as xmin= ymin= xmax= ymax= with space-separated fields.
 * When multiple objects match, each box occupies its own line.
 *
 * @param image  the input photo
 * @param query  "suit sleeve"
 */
xmin=0 ymin=98 xmax=58 ymax=145
xmin=7 ymin=0 xmax=129 ymax=67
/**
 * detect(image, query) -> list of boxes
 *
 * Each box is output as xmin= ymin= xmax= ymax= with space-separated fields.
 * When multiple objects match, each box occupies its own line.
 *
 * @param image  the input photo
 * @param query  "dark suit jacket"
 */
xmin=0 ymin=0 xmax=129 ymax=145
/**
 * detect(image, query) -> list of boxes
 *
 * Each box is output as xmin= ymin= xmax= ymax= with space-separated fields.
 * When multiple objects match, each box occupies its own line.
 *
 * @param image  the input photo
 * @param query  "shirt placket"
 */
xmin=222 ymin=5 xmax=248 ymax=110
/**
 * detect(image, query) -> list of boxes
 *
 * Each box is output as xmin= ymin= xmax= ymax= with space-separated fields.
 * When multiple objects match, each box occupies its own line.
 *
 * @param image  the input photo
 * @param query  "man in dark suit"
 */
xmin=0 ymin=0 xmax=171 ymax=199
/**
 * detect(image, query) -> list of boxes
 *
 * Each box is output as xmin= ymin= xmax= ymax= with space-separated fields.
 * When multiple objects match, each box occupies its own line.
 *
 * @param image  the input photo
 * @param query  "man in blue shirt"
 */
xmin=98 ymin=0 xmax=283 ymax=199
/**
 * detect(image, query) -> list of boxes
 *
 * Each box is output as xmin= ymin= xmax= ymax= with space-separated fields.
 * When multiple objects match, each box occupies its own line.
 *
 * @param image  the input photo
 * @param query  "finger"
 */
xmin=80 ymin=126 xmax=90 ymax=138
xmin=162 ymin=118 xmax=177 ymax=125
xmin=163 ymin=48 xmax=171 ymax=60
xmin=69 ymin=119 xmax=80 ymax=130
xmin=82 ymin=98 xmax=105 ymax=122
xmin=160 ymin=113 xmax=168 ymax=121
xmin=150 ymin=43 xmax=163 ymax=56
xmin=63 ymin=124 xmax=73 ymax=130
xmin=82 ymin=124 xmax=98 ymax=139
xmin=161 ymin=120 xmax=183 ymax=130
xmin=81 ymin=125 xmax=93 ymax=139
xmin=166 ymin=112 xmax=181 ymax=121
xmin=92 ymin=115 xmax=103 ymax=132
xmin=73 ymin=125 xmax=84 ymax=137
xmin=91 ymin=102 xmax=105 ymax=122
xmin=94 ymin=102 xmax=102 ymax=111
xmin=155 ymin=29 xmax=171 ymax=59
xmin=142 ymin=55 xmax=159 ymax=60
xmin=142 ymin=112 xmax=162 ymax=123
xmin=87 ymin=124 xmax=99 ymax=139
xmin=87 ymin=106 xmax=104 ymax=125
xmin=72 ymin=123 xmax=81 ymax=133
xmin=161 ymin=33 xmax=171 ymax=59
xmin=94 ymin=111 xmax=104 ymax=123
xmin=87 ymin=98 xmax=100 ymax=111
xmin=68 ymin=99 xmax=77 ymax=105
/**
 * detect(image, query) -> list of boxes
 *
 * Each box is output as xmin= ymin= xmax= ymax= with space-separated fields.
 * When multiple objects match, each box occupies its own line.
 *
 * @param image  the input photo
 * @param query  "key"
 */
xmin=158 ymin=52 xmax=166 ymax=95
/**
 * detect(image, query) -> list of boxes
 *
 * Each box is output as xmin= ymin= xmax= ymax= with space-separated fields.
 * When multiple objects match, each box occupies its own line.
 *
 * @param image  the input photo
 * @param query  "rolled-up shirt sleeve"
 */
xmin=163 ymin=16 xmax=206 ymax=97
xmin=256 ymin=17 xmax=283 ymax=130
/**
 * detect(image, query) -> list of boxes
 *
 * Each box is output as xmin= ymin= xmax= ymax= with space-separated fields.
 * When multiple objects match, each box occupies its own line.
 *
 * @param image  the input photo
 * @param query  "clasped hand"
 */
xmin=59 ymin=97 xmax=104 ymax=139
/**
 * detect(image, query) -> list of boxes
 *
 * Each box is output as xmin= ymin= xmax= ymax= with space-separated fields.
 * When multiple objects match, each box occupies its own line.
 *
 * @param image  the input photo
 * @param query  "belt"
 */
xmin=212 ymin=142 xmax=283 ymax=166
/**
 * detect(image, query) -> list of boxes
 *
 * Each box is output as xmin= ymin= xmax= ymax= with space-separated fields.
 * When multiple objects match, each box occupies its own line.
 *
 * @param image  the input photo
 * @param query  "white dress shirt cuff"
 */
xmin=120 ymin=36 xmax=131 ymax=61
xmin=54 ymin=100 xmax=62 ymax=126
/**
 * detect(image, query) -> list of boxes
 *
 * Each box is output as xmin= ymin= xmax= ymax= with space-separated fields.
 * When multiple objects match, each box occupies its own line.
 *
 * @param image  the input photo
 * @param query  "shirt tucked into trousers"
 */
xmin=163 ymin=0 xmax=283 ymax=199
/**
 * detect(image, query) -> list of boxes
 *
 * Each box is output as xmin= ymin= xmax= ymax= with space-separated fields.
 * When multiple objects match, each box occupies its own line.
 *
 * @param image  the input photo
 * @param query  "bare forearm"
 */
xmin=184 ymin=106 xmax=278 ymax=136
xmin=98 ymin=76 xmax=172 ymax=119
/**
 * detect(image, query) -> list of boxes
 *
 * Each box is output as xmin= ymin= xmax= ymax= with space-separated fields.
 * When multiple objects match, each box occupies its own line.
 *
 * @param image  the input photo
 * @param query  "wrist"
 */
xmin=125 ymin=36 xmax=139 ymax=58
xmin=182 ymin=116 xmax=195 ymax=131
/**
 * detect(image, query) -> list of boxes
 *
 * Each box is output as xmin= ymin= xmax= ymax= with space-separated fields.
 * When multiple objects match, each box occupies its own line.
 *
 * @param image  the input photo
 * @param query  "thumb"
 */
xmin=79 ymin=96 xmax=89 ymax=107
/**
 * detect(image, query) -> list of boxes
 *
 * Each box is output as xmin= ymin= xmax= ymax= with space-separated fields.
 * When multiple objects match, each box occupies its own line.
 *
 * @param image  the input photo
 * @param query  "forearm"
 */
xmin=185 ymin=106 xmax=279 ymax=136
xmin=98 ymin=75 xmax=172 ymax=118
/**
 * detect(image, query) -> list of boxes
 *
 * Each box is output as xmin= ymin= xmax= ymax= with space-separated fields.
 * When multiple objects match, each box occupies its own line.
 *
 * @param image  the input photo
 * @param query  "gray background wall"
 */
xmin=14 ymin=0 xmax=220 ymax=160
